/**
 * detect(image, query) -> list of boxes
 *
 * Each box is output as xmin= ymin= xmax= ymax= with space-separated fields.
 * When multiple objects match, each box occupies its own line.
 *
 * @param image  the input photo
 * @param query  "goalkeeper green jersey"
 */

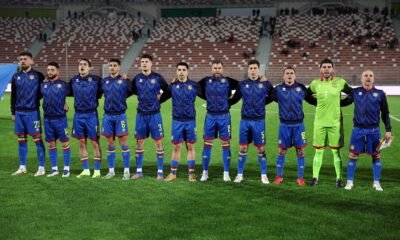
xmin=309 ymin=77 xmax=351 ymax=127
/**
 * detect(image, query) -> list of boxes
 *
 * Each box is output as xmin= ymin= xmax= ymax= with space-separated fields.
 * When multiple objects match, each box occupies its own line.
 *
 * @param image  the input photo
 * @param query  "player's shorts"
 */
xmin=239 ymin=119 xmax=265 ymax=147
xmin=135 ymin=112 xmax=164 ymax=140
xmin=278 ymin=122 xmax=306 ymax=149
xmin=203 ymin=112 xmax=231 ymax=141
xmin=72 ymin=112 xmax=99 ymax=140
xmin=313 ymin=123 xmax=341 ymax=149
xmin=101 ymin=113 xmax=129 ymax=138
xmin=44 ymin=117 xmax=69 ymax=142
xmin=14 ymin=110 xmax=42 ymax=136
xmin=349 ymin=127 xmax=381 ymax=156
xmin=171 ymin=119 xmax=196 ymax=144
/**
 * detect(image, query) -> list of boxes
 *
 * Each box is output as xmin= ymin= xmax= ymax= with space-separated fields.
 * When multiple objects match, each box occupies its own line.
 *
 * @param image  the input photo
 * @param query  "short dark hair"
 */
xmin=48 ymin=61 xmax=60 ymax=69
xmin=320 ymin=58 xmax=334 ymax=68
xmin=141 ymin=54 xmax=153 ymax=62
xmin=211 ymin=60 xmax=223 ymax=66
xmin=176 ymin=62 xmax=189 ymax=69
xmin=79 ymin=58 xmax=92 ymax=67
xmin=19 ymin=51 xmax=33 ymax=58
xmin=248 ymin=59 xmax=260 ymax=68
xmin=283 ymin=65 xmax=296 ymax=73
xmin=109 ymin=58 xmax=121 ymax=65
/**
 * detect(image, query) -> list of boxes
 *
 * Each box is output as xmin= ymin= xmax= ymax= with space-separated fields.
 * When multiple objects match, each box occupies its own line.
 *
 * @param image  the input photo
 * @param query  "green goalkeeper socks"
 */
xmin=331 ymin=149 xmax=342 ymax=180
xmin=312 ymin=149 xmax=324 ymax=179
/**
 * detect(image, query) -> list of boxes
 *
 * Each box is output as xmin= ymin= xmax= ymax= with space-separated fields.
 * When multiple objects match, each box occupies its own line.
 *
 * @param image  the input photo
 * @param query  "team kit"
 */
xmin=10 ymin=51 xmax=392 ymax=191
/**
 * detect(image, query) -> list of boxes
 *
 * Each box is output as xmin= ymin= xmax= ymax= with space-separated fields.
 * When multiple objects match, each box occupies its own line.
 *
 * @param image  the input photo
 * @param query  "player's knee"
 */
xmin=136 ymin=139 xmax=144 ymax=148
xmin=278 ymin=148 xmax=287 ymax=156
xmin=186 ymin=142 xmax=195 ymax=151
xmin=173 ymin=143 xmax=182 ymax=151
xmin=48 ymin=141 xmax=56 ymax=148
xmin=155 ymin=140 xmax=163 ymax=150
xmin=221 ymin=140 xmax=230 ymax=146
xmin=239 ymin=144 xmax=248 ymax=152
xmin=348 ymin=152 xmax=359 ymax=160
xmin=256 ymin=146 xmax=265 ymax=153
xmin=372 ymin=154 xmax=381 ymax=161
xmin=296 ymin=148 xmax=304 ymax=158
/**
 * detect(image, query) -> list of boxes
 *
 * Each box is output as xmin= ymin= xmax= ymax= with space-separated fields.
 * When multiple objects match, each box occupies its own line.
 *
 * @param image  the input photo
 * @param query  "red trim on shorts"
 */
xmin=15 ymin=133 xmax=26 ymax=136
xmin=329 ymin=145 xmax=342 ymax=149
xmin=220 ymin=138 xmax=231 ymax=141
xmin=240 ymin=144 xmax=248 ymax=147
xmin=187 ymin=140 xmax=197 ymax=144
xmin=203 ymin=137 xmax=215 ymax=141
xmin=278 ymin=146 xmax=289 ymax=150
xmin=30 ymin=133 xmax=41 ymax=137
xmin=295 ymin=145 xmax=307 ymax=149
xmin=89 ymin=137 xmax=99 ymax=141
xmin=60 ymin=139 xmax=69 ymax=143
xmin=254 ymin=143 xmax=265 ymax=148
xmin=101 ymin=133 xmax=113 ymax=137
xmin=153 ymin=137 xmax=164 ymax=141
xmin=172 ymin=141 xmax=184 ymax=145
xmin=117 ymin=133 xmax=129 ymax=137
xmin=45 ymin=139 xmax=55 ymax=143
xmin=313 ymin=145 xmax=326 ymax=149
xmin=72 ymin=135 xmax=85 ymax=140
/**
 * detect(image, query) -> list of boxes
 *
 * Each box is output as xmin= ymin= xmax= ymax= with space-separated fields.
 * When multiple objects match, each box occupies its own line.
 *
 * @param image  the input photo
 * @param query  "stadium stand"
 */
xmin=0 ymin=17 xmax=49 ymax=63
xmin=35 ymin=14 xmax=145 ymax=78
xmin=128 ymin=16 xmax=261 ymax=80
xmin=268 ymin=12 xmax=400 ymax=85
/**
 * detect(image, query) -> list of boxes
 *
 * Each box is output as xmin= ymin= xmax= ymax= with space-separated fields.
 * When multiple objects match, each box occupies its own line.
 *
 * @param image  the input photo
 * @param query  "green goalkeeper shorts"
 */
xmin=312 ymin=123 xmax=342 ymax=149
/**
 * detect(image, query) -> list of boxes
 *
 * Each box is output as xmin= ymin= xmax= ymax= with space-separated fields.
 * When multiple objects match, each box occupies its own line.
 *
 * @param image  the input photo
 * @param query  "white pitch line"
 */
xmin=390 ymin=115 xmax=400 ymax=122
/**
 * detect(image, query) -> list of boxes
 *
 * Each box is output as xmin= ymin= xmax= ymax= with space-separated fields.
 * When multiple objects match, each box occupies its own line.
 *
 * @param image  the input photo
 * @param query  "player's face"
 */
xmin=320 ymin=63 xmax=333 ymax=79
xmin=141 ymin=58 xmax=152 ymax=74
xmin=283 ymin=69 xmax=296 ymax=85
xmin=19 ymin=55 xmax=33 ymax=71
xmin=361 ymin=70 xmax=374 ymax=88
xmin=176 ymin=65 xmax=188 ymax=82
xmin=79 ymin=60 xmax=90 ymax=76
xmin=211 ymin=63 xmax=223 ymax=77
xmin=108 ymin=62 xmax=120 ymax=76
xmin=248 ymin=64 xmax=260 ymax=80
xmin=47 ymin=66 xmax=59 ymax=79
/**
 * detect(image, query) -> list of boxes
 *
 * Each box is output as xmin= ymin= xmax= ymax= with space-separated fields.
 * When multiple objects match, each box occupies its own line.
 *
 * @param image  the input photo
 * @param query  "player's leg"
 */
xmin=294 ymin=123 xmax=307 ymax=186
xmin=274 ymin=148 xmax=287 ymax=184
xmin=275 ymin=123 xmax=289 ymax=184
xmin=345 ymin=127 xmax=364 ymax=190
xmin=368 ymin=128 xmax=383 ymax=191
xmin=47 ymin=140 xmax=59 ymax=177
xmin=87 ymin=113 xmax=101 ymax=178
xmin=132 ymin=113 xmax=147 ymax=179
xmin=117 ymin=115 xmax=130 ymax=180
xmin=201 ymin=113 xmax=216 ymax=181
xmin=102 ymin=114 xmax=116 ymax=179
xmin=29 ymin=111 xmax=46 ymax=176
xmin=150 ymin=113 xmax=165 ymax=180
xmin=165 ymin=120 xmax=184 ymax=181
xmin=12 ymin=112 xmax=28 ymax=175
xmin=328 ymin=124 xmax=344 ymax=187
xmin=186 ymin=120 xmax=197 ymax=182
xmin=218 ymin=113 xmax=232 ymax=181
xmin=311 ymin=124 xmax=326 ymax=186
xmin=73 ymin=114 xmax=91 ymax=178
xmin=58 ymin=117 xmax=71 ymax=177
xmin=234 ymin=120 xmax=249 ymax=183
xmin=253 ymin=120 xmax=268 ymax=184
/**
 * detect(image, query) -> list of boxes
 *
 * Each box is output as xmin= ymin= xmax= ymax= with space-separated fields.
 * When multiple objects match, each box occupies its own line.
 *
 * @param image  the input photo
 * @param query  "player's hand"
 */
xmin=259 ymin=75 xmax=267 ymax=82
xmin=384 ymin=132 xmax=392 ymax=143
xmin=171 ymin=78 xmax=178 ymax=83
xmin=121 ymin=74 xmax=128 ymax=79
xmin=11 ymin=115 xmax=15 ymax=122
xmin=64 ymin=103 xmax=69 ymax=112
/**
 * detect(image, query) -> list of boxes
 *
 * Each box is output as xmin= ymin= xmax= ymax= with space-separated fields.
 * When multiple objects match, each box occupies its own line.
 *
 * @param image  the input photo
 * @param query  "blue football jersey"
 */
xmin=41 ymin=78 xmax=68 ymax=118
xmin=68 ymin=74 xmax=102 ymax=113
xmin=100 ymin=75 xmax=133 ymax=115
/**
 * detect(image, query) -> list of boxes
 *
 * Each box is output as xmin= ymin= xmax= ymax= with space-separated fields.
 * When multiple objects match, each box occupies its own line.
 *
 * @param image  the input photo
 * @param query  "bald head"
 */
xmin=361 ymin=70 xmax=374 ymax=89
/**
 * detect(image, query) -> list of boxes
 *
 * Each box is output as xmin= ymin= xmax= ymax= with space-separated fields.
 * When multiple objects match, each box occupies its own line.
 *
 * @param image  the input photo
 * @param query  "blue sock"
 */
xmin=34 ymin=138 xmax=46 ymax=167
xmin=156 ymin=149 xmax=164 ymax=172
xmin=276 ymin=155 xmax=285 ymax=177
xmin=94 ymin=156 xmax=101 ymax=170
xmin=202 ymin=143 xmax=212 ymax=171
xmin=63 ymin=144 xmax=71 ymax=167
xmin=171 ymin=160 xmax=179 ymax=174
xmin=121 ymin=145 xmax=130 ymax=169
xmin=18 ymin=139 xmax=28 ymax=166
xmin=81 ymin=156 xmax=89 ymax=169
xmin=107 ymin=146 xmax=116 ymax=168
xmin=258 ymin=151 xmax=267 ymax=175
xmin=297 ymin=157 xmax=305 ymax=178
xmin=237 ymin=150 xmax=247 ymax=174
xmin=188 ymin=159 xmax=195 ymax=175
xmin=372 ymin=159 xmax=382 ymax=181
xmin=135 ymin=148 xmax=144 ymax=172
xmin=347 ymin=159 xmax=357 ymax=181
xmin=48 ymin=147 xmax=58 ymax=168
xmin=222 ymin=144 xmax=231 ymax=172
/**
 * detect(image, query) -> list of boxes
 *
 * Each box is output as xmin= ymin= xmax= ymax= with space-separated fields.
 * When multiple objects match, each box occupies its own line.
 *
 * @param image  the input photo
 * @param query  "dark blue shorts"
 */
xmin=171 ymin=119 xmax=196 ymax=144
xmin=44 ymin=117 xmax=69 ymax=142
xmin=203 ymin=112 xmax=231 ymax=141
xmin=14 ymin=110 xmax=42 ymax=136
xmin=101 ymin=113 xmax=129 ymax=137
xmin=135 ymin=112 xmax=164 ymax=140
xmin=349 ymin=127 xmax=381 ymax=156
xmin=239 ymin=119 xmax=265 ymax=147
xmin=72 ymin=112 xmax=99 ymax=140
xmin=278 ymin=123 xmax=307 ymax=149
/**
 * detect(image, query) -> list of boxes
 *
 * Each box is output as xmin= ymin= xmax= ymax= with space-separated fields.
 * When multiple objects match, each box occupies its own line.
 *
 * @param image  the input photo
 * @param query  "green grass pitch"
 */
xmin=0 ymin=93 xmax=399 ymax=240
